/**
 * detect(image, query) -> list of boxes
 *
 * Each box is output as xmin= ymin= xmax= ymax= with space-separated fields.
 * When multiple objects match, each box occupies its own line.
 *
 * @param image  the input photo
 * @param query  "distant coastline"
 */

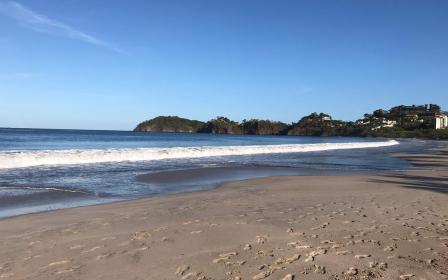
xmin=135 ymin=104 xmax=448 ymax=140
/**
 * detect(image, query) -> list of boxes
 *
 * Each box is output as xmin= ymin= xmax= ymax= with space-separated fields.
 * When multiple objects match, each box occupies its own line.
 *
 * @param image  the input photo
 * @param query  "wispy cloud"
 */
xmin=12 ymin=72 xmax=33 ymax=78
xmin=0 ymin=72 xmax=34 ymax=80
xmin=0 ymin=1 xmax=125 ymax=54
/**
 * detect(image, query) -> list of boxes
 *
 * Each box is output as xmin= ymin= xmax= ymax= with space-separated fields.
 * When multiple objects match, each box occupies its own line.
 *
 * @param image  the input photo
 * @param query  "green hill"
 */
xmin=134 ymin=104 xmax=448 ymax=139
xmin=134 ymin=116 xmax=204 ymax=133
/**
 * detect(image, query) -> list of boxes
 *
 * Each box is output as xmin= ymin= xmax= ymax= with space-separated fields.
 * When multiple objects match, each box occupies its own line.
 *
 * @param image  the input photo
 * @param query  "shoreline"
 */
xmin=0 ymin=147 xmax=447 ymax=279
xmin=0 ymin=141 xmax=437 ymax=220
xmin=0 ymin=163 xmax=411 ymax=221
xmin=0 ymin=167 xmax=379 ymax=221
xmin=0 ymin=144 xmax=414 ymax=220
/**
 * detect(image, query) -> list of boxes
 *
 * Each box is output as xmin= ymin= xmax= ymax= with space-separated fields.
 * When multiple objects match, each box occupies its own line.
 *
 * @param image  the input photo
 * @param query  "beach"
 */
xmin=3 ymin=0 xmax=448 ymax=278
xmin=0 ymin=147 xmax=447 ymax=280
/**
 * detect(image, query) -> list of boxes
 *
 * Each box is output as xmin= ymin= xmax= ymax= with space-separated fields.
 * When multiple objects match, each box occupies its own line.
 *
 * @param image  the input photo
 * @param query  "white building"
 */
xmin=381 ymin=120 xmax=397 ymax=128
xmin=434 ymin=114 xmax=448 ymax=129
xmin=372 ymin=119 xmax=397 ymax=130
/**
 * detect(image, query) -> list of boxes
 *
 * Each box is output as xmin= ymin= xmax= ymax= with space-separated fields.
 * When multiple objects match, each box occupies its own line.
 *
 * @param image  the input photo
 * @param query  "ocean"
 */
xmin=0 ymin=128 xmax=437 ymax=218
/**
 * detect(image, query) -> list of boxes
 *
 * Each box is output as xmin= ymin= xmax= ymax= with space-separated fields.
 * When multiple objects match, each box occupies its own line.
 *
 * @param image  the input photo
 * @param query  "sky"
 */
xmin=0 ymin=0 xmax=447 ymax=130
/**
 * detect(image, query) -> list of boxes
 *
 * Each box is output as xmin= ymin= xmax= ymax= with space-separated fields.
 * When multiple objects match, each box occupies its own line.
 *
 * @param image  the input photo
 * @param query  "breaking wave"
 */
xmin=0 ymin=140 xmax=399 ymax=169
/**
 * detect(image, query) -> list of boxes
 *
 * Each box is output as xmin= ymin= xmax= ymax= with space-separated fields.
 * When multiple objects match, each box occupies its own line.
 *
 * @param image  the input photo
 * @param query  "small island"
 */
xmin=134 ymin=116 xmax=204 ymax=133
xmin=135 ymin=104 xmax=448 ymax=139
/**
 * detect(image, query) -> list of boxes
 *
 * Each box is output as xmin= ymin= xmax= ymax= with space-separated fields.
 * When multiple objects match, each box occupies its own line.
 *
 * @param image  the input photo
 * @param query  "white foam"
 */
xmin=0 ymin=140 xmax=399 ymax=169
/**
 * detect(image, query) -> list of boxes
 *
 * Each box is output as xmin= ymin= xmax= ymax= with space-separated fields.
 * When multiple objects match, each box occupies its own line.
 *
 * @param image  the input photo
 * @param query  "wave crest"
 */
xmin=0 ymin=140 xmax=399 ymax=169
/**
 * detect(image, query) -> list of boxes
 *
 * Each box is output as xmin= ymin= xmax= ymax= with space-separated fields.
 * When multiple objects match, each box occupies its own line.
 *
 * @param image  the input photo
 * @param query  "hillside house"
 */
xmin=434 ymin=114 xmax=448 ymax=129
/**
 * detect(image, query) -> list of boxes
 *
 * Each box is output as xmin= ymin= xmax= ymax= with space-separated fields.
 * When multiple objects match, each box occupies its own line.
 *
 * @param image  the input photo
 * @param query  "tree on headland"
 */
xmin=240 ymin=119 xmax=288 ymax=135
xmin=133 ymin=116 xmax=204 ymax=133
xmin=134 ymin=103 xmax=448 ymax=139
xmin=287 ymin=113 xmax=353 ymax=136
xmin=198 ymin=116 xmax=242 ymax=134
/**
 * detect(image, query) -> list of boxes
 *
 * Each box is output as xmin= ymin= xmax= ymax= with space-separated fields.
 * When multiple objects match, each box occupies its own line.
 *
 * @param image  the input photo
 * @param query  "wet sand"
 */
xmin=0 ymin=148 xmax=447 ymax=279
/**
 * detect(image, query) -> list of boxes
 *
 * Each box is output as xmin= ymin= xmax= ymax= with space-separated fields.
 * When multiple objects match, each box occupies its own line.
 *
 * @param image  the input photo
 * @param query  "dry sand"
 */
xmin=0 ymin=148 xmax=447 ymax=280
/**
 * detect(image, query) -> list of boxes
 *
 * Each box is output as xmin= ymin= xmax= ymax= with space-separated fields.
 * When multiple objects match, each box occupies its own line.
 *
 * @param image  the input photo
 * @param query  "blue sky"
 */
xmin=0 ymin=0 xmax=447 ymax=130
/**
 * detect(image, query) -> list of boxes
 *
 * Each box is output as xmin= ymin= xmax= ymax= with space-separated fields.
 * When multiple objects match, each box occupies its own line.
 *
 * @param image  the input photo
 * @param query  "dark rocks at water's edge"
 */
xmin=134 ymin=104 xmax=448 ymax=139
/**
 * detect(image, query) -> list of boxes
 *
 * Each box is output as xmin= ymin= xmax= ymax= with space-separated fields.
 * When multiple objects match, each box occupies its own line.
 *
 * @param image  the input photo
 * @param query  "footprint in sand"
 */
xmin=277 ymin=254 xmax=300 ymax=264
xmin=212 ymin=252 xmax=238 ymax=264
xmin=305 ymin=248 xmax=327 ymax=262
xmin=369 ymin=262 xmax=387 ymax=270
xmin=311 ymin=222 xmax=330 ymax=230
xmin=225 ymin=260 xmax=246 ymax=267
xmin=314 ymin=264 xmax=326 ymax=274
xmin=181 ymin=271 xmax=200 ymax=280
xmin=252 ymin=266 xmax=283 ymax=280
xmin=345 ymin=267 xmax=358 ymax=276
xmin=354 ymin=254 xmax=370 ymax=259
xmin=383 ymin=245 xmax=395 ymax=252
xmin=243 ymin=244 xmax=252 ymax=250
xmin=175 ymin=265 xmax=190 ymax=276
xmin=131 ymin=231 xmax=151 ymax=240
xmin=331 ymin=243 xmax=341 ymax=249
xmin=252 ymin=270 xmax=271 ymax=280
xmin=256 ymin=235 xmax=268 ymax=244
xmin=281 ymin=274 xmax=294 ymax=280
xmin=336 ymin=251 xmax=352 ymax=255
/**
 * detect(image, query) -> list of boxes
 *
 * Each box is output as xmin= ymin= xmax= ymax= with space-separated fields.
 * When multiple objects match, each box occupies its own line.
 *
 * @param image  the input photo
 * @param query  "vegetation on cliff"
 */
xmin=134 ymin=116 xmax=204 ymax=133
xmin=355 ymin=104 xmax=446 ymax=138
xmin=241 ymin=119 xmax=288 ymax=135
xmin=198 ymin=117 xmax=241 ymax=134
xmin=365 ymin=128 xmax=448 ymax=140
xmin=134 ymin=104 xmax=448 ymax=139
xmin=287 ymin=113 xmax=359 ymax=136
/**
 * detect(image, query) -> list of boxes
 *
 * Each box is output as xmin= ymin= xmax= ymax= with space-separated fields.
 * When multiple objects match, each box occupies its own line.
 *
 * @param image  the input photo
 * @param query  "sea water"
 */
xmin=0 ymin=128 xmax=436 ymax=217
